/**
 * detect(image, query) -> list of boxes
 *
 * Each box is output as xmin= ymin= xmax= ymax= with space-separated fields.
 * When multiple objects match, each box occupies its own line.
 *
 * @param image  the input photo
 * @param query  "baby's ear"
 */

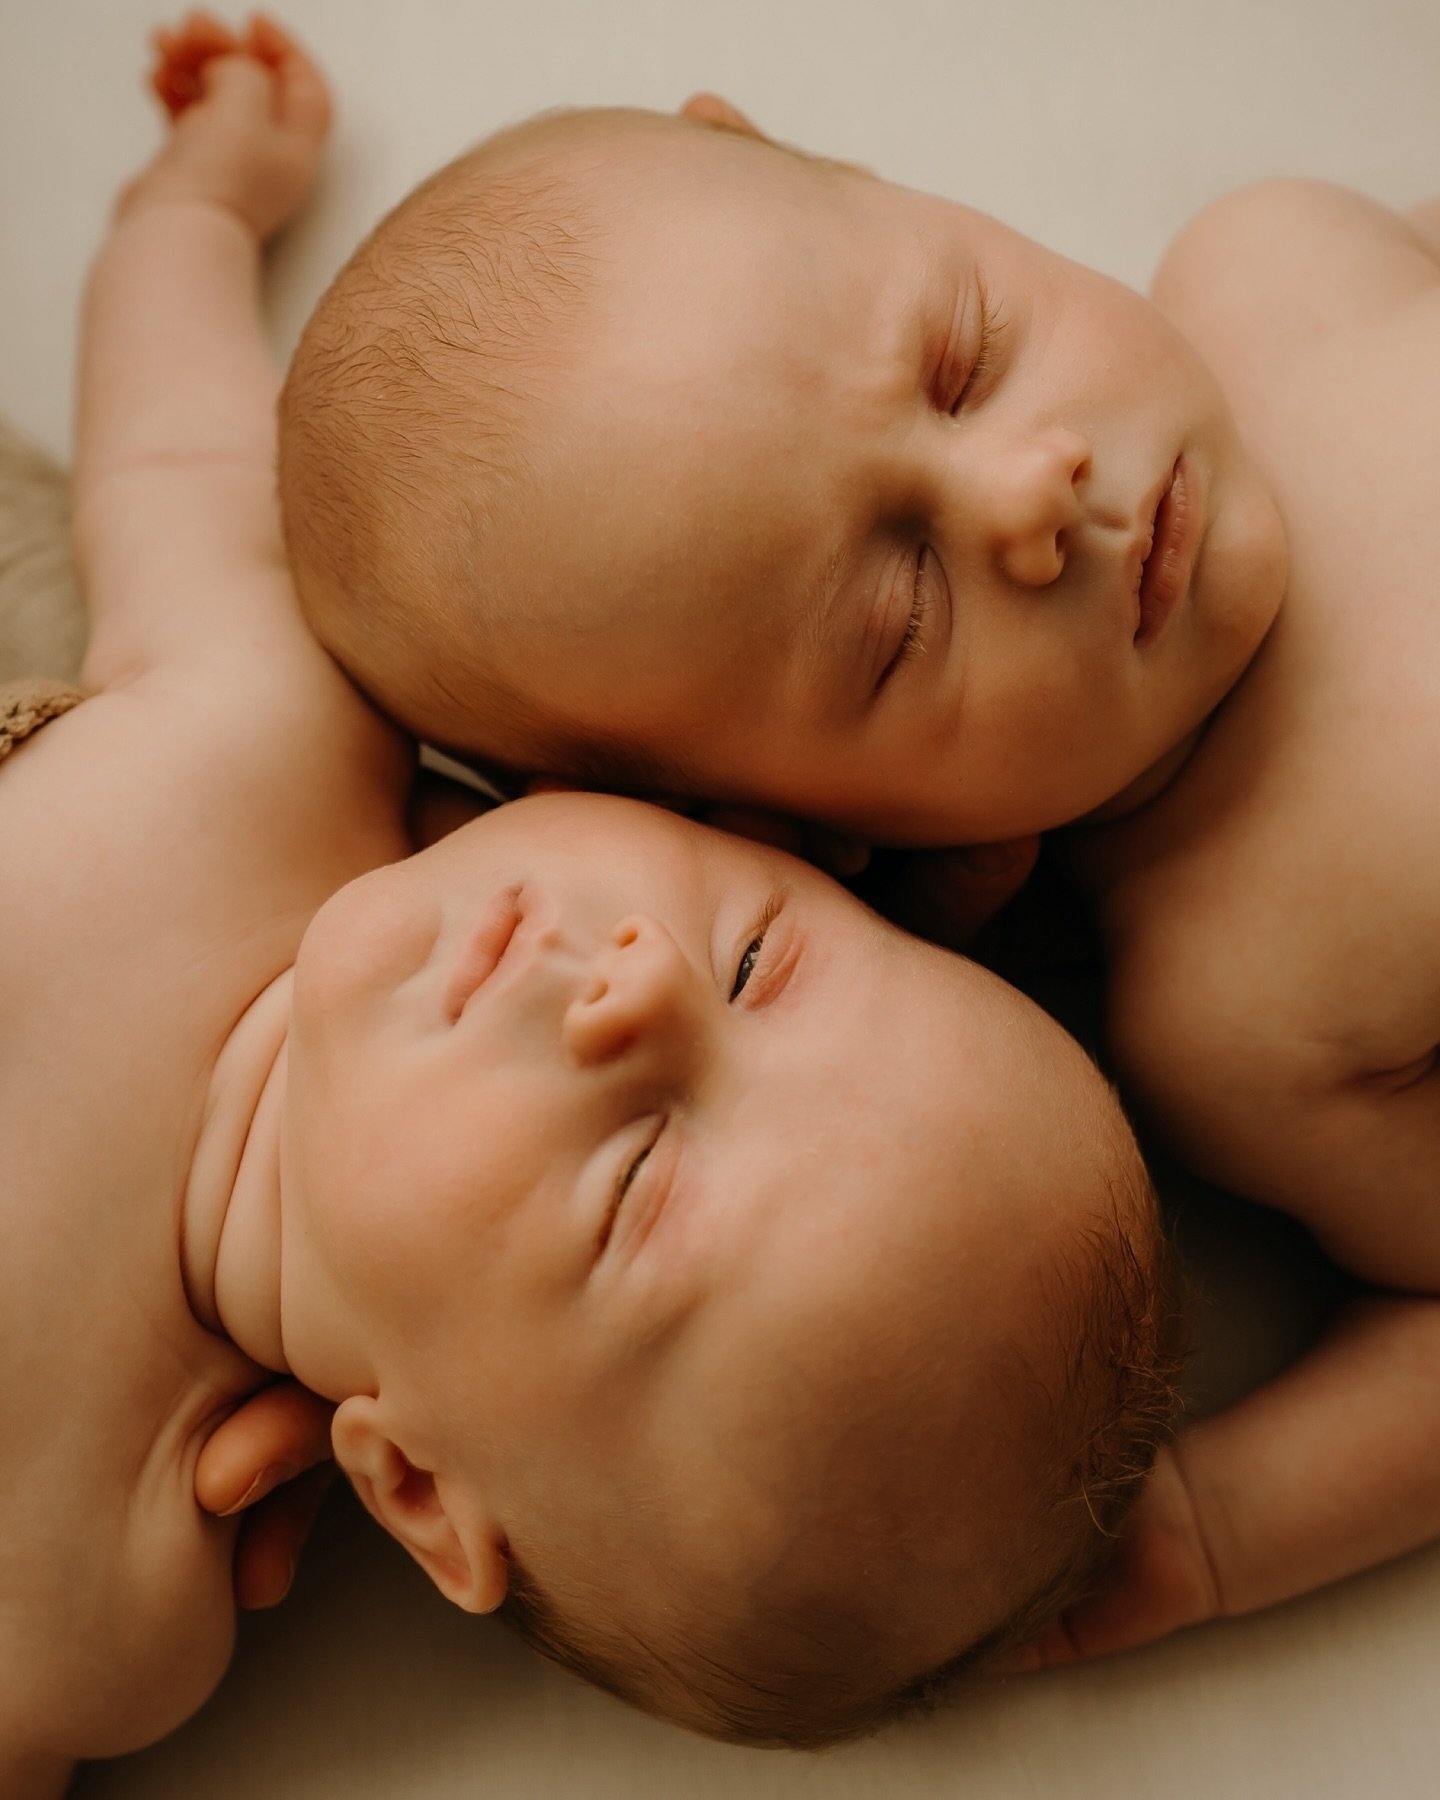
xmin=332 ymin=1394 xmax=508 ymax=1613
xmin=679 ymin=93 xmax=767 ymax=140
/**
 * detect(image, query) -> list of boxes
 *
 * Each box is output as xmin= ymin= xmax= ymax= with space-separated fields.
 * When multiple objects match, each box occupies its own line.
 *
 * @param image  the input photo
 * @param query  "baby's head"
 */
xmin=281 ymin=102 xmax=1287 ymax=842
xmin=278 ymin=794 xmax=1181 ymax=1744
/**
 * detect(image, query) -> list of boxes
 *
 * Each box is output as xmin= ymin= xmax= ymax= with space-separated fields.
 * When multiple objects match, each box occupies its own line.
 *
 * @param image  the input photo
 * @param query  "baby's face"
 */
xmin=282 ymin=794 xmax=1135 ymax=1632
xmin=473 ymin=122 xmax=1287 ymax=840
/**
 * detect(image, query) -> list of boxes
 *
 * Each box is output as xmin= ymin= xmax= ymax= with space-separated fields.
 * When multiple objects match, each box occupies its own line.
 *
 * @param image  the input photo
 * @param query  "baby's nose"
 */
xmin=981 ymin=426 xmax=1090 ymax=587
xmin=562 ymin=916 xmax=701 ymax=1067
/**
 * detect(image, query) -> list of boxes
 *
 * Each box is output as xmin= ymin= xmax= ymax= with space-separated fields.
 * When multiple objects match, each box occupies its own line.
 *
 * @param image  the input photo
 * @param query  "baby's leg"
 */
xmin=0 ymin=414 xmax=83 ymax=683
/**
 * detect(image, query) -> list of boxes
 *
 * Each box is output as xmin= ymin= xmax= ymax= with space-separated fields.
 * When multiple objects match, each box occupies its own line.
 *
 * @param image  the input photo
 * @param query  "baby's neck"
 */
xmin=1077 ymin=723 xmax=1208 ymax=830
xmin=179 ymin=969 xmax=293 ymax=1374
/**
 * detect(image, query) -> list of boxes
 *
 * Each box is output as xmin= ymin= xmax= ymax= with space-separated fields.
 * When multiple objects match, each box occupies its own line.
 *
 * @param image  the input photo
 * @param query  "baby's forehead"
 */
xmin=500 ymin=110 xmax=872 ymax=293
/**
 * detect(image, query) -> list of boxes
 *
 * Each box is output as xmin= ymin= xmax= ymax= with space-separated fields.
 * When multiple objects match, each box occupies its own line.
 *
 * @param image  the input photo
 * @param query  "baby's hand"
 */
xmin=196 ymin=1379 xmax=336 ymax=1609
xmin=124 ymin=11 xmax=331 ymax=239
xmin=1009 ymin=1447 xmax=1219 ymax=1669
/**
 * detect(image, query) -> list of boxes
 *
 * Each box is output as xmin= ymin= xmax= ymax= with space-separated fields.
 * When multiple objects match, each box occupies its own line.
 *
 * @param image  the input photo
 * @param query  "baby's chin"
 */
xmin=1080 ymin=725 xmax=1210 ymax=826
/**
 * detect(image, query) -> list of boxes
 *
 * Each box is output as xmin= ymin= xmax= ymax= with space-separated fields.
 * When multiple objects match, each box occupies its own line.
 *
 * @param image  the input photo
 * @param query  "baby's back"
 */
xmin=1082 ymin=179 xmax=1440 ymax=1285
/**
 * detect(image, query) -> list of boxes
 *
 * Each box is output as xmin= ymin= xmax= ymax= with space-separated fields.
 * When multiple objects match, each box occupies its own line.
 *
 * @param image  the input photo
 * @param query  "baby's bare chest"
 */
xmin=1248 ymin=296 xmax=1436 ymax=874
xmin=1129 ymin=288 xmax=1440 ymax=1052
xmin=1087 ymin=207 xmax=1440 ymax=1272
xmin=1155 ymin=187 xmax=1440 ymax=856
xmin=1255 ymin=287 xmax=1440 ymax=691
xmin=1088 ymin=286 xmax=1440 ymax=1278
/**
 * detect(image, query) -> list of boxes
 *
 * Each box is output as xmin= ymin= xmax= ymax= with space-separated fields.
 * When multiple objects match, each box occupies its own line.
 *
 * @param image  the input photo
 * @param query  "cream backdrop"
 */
xmin=3 ymin=1 xmax=1439 ymax=1796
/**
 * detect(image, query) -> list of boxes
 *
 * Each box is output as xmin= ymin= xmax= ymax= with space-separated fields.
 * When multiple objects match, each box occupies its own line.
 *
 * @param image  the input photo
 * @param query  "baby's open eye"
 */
xmin=729 ymin=895 xmax=781 ymax=1000
xmin=730 ymin=936 xmax=764 ymax=1000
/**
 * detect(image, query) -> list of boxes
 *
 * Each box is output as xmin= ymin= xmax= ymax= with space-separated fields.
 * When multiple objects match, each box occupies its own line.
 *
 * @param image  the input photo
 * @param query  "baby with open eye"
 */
xmin=3 ymin=23 xmax=1176 ymax=1792
xmin=279 ymin=94 xmax=1440 ymax=1663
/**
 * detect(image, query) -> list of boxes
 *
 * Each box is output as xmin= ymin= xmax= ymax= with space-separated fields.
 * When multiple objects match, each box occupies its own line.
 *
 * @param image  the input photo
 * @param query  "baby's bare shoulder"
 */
xmin=1095 ymin=729 xmax=1440 ymax=1284
xmin=1152 ymin=179 xmax=1439 ymax=392
xmin=0 ymin=657 xmax=408 ymax=997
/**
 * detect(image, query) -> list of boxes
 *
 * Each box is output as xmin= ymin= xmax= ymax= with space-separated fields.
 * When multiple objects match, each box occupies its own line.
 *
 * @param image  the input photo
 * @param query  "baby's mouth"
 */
xmin=1134 ymin=457 xmax=1197 ymax=646
xmin=446 ymin=885 xmax=524 ymax=1018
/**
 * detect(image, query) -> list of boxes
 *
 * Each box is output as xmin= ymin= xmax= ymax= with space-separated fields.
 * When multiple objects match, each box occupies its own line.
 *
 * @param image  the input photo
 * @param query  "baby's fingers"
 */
xmin=149 ymin=10 xmax=242 ymax=117
xmin=232 ymin=1465 xmax=335 ymax=1609
xmin=1010 ymin=1614 xmax=1088 ymax=1671
xmin=187 ymin=49 xmax=282 ymax=133
xmin=246 ymin=12 xmax=333 ymax=140
xmin=989 ymin=1595 xmax=1144 ymax=1676
xmin=195 ymin=1379 xmax=335 ymax=1517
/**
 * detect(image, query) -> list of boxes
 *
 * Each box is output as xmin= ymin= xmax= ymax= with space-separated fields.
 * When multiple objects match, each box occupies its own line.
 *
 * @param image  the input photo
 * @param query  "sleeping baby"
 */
xmin=278 ymin=92 xmax=1440 ymax=1657
xmin=1 ymin=19 xmax=1177 ymax=1794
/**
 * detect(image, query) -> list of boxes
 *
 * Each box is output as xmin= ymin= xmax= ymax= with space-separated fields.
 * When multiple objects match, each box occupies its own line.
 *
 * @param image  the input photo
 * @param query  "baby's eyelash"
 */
xmin=951 ymin=285 xmax=1007 ymax=413
xmin=730 ymin=895 xmax=782 ymax=1001
xmin=967 ymin=312 xmax=1000 ymax=395
xmin=879 ymin=558 xmax=934 ymax=686
xmin=898 ymin=566 xmax=934 ymax=666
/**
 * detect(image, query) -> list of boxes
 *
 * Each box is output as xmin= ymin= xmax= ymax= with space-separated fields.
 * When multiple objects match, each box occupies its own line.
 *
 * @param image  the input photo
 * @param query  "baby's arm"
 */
xmin=74 ymin=14 xmax=384 ymax=1611
xmin=75 ymin=11 xmax=330 ymax=690
xmin=1026 ymin=1295 xmax=1440 ymax=1664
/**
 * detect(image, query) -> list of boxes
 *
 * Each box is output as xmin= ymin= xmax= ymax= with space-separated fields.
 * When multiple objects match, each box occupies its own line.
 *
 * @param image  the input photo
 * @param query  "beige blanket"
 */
xmin=0 ymin=416 xmax=84 ymax=684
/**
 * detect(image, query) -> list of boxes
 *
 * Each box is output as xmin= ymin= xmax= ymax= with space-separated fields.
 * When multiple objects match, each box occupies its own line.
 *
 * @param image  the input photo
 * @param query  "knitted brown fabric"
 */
xmin=0 ymin=417 xmax=84 ymax=685
xmin=0 ymin=677 xmax=84 ymax=761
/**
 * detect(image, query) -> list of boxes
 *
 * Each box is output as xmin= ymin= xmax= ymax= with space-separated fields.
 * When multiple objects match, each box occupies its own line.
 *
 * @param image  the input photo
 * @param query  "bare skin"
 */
xmin=1040 ymin=179 xmax=1440 ymax=1660
xmin=4 ymin=24 xmax=1152 ymax=1781
xmin=1089 ymin=178 xmax=1440 ymax=1285
xmin=279 ymin=98 xmax=1440 ymax=1670
xmin=0 ymin=19 xmax=407 ymax=1788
